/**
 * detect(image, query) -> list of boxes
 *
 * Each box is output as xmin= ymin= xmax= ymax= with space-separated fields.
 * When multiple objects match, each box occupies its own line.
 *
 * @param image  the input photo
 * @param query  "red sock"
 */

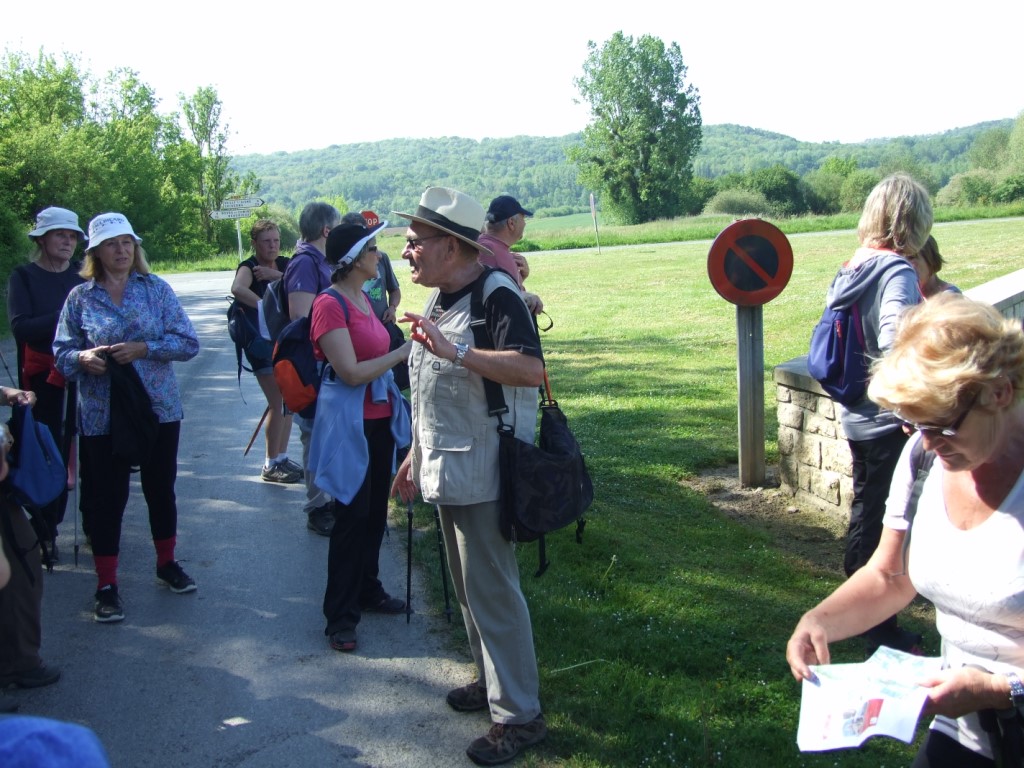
xmin=154 ymin=537 xmax=176 ymax=568
xmin=94 ymin=555 xmax=118 ymax=590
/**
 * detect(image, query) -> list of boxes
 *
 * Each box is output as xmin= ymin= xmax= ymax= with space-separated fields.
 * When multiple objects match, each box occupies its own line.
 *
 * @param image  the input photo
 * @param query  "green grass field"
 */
xmin=395 ymin=217 xmax=1024 ymax=767
xmin=6 ymin=212 xmax=1023 ymax=765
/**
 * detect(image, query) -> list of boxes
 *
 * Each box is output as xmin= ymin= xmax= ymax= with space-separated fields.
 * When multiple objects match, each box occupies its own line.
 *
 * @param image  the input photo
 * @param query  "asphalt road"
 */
xmin=5 ymin=271 xmax=488 ymax=768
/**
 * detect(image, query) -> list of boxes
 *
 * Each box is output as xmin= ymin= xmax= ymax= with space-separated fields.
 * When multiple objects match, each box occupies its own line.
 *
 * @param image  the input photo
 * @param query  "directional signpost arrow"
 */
xmin=210 ymin=209 xmax=250 ymax=220
xmin=221 ymin=197 xmax=265 ymax=210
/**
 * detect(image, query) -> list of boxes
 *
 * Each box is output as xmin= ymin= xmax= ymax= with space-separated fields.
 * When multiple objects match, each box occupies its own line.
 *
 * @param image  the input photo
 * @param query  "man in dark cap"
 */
xmin=479 ymin=196 xmax=543 ymax=314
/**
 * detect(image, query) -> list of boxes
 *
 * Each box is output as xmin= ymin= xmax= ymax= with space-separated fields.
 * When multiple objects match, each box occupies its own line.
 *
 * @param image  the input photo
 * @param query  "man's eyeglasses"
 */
xmin=403 ymin=234 xmax=447 ymax=251
xmin=898 ymin=391 xmax=978 ymax=437
xmin=366 ymin=245 xmax=378 ymax=253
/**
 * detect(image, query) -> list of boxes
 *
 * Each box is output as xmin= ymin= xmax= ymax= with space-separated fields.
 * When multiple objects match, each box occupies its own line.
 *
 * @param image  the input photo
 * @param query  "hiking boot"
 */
xmin=0 ymin=663 xmax=61 ymax=689
xmin=280 ymin=458 xmax=305 ymax=478
xmin=363 ymin=595 xmax=407 ymax=614
xmin=447 ymin=681 xmax=488 ymax=712
xmin=94 ymin=585 xmax=125 ymax=623
xmin=466 ymin=715 xmax=547 ymax=766
xmin=156 ymin=561 xmax=197 ymax=594
xmin=329 ymin=629 xmax=357 ymax=652
xmin=307 ymin=504 xmax=335 ymax=537
xmin=261 ymin=462 xmax=302 ymax=484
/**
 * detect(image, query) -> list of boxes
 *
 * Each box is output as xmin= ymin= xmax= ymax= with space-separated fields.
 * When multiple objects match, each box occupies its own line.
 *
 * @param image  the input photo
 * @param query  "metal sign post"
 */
xmin=706 ymin=219 xmax=794 ymax=487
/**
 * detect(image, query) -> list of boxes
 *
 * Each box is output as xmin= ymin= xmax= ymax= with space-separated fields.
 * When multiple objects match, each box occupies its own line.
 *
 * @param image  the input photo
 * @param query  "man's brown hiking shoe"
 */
xmin=466 ymin=715 xmax=547 ymax=766
xmin=446 ymin=681 xmax=488 ymax=712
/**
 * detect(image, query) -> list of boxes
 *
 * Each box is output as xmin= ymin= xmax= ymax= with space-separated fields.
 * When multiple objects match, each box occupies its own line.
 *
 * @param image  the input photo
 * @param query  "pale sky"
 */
xmin=3 ymin=0 xmax=1020 ymax=156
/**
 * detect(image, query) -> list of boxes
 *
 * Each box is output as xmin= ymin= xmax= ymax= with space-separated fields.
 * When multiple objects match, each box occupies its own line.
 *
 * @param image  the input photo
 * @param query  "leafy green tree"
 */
xmin=746 ymin=164 xmax=807 ymax=216
xmin=839 ymin=169 xmax=882 ymax=212
xmin=820 ymin=156 xmax=858 ymax=178
xmin=179 ymin=86 xmax=239 ymax=248
xmin=569 ymin=32 xmax=702 ymax=224
xmin=802 ymin=156 xmax=859 ymax=214
xmin=0 ymin=51 xmax=95 ymax=265
xmin=1007 ymin=112 xmax=1024 ymax=173
xmin=968 ymin=127 xmax=1010 ymax=171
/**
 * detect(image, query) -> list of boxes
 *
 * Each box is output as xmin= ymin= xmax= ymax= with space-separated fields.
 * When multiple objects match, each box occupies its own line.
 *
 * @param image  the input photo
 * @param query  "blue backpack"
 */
xmin=807 ymin=302 xmax=869 ymax=405
xmin=3 ymin=404 xmax=65 ymax=510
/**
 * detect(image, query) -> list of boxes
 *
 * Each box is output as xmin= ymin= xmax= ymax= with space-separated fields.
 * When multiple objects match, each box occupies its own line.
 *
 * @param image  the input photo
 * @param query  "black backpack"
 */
xmin=226 ymin=298 xmax=269 ymax=393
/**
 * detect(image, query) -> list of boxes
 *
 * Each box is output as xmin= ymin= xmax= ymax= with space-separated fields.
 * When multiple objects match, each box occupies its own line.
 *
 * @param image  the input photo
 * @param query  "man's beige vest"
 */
xmin=410 ymin=271 xmax=539 ymax=505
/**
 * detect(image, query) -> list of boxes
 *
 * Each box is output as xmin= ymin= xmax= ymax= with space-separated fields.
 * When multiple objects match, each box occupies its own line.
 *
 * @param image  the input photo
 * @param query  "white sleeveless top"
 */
xmin=884 ymin=434 xmax=1024 ymax=758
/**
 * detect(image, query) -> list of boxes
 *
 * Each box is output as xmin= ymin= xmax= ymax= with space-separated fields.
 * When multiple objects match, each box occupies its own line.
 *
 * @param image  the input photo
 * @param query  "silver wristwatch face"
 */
xmin=454 ymin=343 xmax=468 ymax=366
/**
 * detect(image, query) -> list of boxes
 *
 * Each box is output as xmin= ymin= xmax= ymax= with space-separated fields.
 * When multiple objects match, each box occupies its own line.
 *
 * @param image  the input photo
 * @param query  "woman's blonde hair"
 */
xmin=857 ymin=172 xmax=933 ymax=255
xmin=80 ymin=242 xmax=152 ymax=280
xmin=869 ymin=292 xmax=1024 ymax=421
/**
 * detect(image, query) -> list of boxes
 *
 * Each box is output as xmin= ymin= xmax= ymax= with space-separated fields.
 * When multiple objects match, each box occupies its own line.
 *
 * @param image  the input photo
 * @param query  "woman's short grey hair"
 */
xmin=299 ymin=202 xmax=341 ymax=241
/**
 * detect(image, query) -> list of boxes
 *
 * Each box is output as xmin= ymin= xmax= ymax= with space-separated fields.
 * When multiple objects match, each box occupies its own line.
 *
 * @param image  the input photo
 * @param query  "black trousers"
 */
xmin=79 ymin=422 xmax=180 ymax=558
xmin=0 ymin=499 xmax=43 ymax=676
xmin=911 ymin=731 xmax=995 ymax=768
xmin=845 ymin=428 xmax=909 ymax=576
xmin=323 ymin=418 xmax=394 ymax=635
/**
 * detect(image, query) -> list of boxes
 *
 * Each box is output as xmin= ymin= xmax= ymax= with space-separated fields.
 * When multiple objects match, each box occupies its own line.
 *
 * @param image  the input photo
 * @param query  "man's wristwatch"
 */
xmin=1007 ymin=671 xmax=1024 ymax=709
xmin=452 ymin=343 xmax=468 ymax=367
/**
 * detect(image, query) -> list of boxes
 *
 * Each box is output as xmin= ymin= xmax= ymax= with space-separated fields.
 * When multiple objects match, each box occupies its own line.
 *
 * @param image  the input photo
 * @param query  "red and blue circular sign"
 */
xmin=707 ymin=219 xmax=793 ymax=307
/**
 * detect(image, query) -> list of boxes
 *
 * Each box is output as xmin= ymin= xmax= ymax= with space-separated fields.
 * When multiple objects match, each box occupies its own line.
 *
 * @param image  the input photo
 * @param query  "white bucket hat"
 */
xmin=392 ymin=187 xmax=493 ymax=256
xmin=86 ymin=213 xmax=142 ymax=250
xmin=28 ymin=207 xmax=85 ymax=239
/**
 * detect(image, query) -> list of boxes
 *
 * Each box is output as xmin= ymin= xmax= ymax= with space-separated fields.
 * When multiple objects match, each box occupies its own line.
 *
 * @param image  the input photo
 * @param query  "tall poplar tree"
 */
xmin=570 ymin=32 xmax=702 ymax=224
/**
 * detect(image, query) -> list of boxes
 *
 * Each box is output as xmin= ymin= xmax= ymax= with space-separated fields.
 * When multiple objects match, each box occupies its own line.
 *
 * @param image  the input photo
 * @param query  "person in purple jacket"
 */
xmin=282 ymin=202 xmax=342 ymax=537
xmin=823 ymin=173 xmax=932 ymax=655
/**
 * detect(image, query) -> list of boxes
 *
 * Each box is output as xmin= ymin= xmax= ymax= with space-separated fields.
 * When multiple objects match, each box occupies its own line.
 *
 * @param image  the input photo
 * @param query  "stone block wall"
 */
xmin=773 ymin=268 xmax=1024 ymax=518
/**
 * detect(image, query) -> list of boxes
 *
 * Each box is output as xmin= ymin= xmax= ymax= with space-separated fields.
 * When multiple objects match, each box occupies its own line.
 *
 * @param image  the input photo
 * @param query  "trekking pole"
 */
xmin=433 ymin=506 xmax=453 ymax=623
xmin=405 ymin=500 xmax=414 ymax=624
xmin=0 ymin=348 xmax=17 ymax=387
xmin=244 ymin=406 xmax=270 ymax=456
xmin=72 ymin=439 xmax=80 ymax=568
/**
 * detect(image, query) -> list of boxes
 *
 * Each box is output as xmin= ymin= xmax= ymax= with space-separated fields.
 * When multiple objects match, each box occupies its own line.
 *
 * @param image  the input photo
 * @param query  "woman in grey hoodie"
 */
xmin=825 ymin=172 xmax=932 ymax=654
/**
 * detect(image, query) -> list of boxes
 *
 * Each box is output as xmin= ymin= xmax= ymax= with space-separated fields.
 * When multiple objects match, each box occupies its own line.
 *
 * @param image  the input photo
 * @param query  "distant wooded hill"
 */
xmin=230 ymin=119 xmax=1013 ymax=217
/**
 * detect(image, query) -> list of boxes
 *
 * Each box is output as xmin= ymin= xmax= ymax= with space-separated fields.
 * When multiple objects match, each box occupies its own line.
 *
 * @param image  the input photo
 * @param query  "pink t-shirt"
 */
xmin=477 ymin=233 xmax=524 ymax=288
xmin=310 ymin=291 xmax=392 ymax=419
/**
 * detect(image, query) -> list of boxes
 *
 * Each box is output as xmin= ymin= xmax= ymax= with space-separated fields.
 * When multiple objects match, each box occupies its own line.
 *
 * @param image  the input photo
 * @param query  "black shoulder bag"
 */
xmin=469 ymin=268 xmax=593 ymax=576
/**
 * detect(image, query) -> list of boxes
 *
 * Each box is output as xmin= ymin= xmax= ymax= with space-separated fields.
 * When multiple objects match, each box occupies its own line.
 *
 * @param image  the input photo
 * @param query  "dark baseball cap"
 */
xmin=485 ymin=195 xmax=533 ymax=223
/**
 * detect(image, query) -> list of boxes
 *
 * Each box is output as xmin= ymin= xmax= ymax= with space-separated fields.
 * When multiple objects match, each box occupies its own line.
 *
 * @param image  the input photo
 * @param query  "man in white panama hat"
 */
xmin=391 ymin=187 xmax=547 ymax=766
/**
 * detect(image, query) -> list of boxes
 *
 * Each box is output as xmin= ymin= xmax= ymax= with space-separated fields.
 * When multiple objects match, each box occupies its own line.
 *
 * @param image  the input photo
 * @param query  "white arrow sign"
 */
xmin=220 ymin=197 xmax=265 ymax=209
xmin=211 ymin=209 xmax=250 ymax=220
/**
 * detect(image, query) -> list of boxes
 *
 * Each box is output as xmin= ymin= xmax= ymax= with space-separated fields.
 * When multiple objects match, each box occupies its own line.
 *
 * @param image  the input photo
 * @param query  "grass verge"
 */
xmin=391 ymin=217 xmax=1024 ymax=767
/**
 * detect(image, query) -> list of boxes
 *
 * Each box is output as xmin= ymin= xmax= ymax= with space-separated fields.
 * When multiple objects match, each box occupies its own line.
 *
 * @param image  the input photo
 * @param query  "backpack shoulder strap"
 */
xmin=469 ymin=267 xmax=509 ymax=419
xmin=323 ymin=286 xmax=350 ymax=322
xmin=899 ymin=437 xmax=936 ymax=573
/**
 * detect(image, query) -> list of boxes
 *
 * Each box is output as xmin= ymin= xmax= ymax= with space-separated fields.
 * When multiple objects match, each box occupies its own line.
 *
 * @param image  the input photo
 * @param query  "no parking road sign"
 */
xmin=707 ymin=219 xmax=794 ymax=488
xmin=707 ymin=219 xmax=793 ymax=307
